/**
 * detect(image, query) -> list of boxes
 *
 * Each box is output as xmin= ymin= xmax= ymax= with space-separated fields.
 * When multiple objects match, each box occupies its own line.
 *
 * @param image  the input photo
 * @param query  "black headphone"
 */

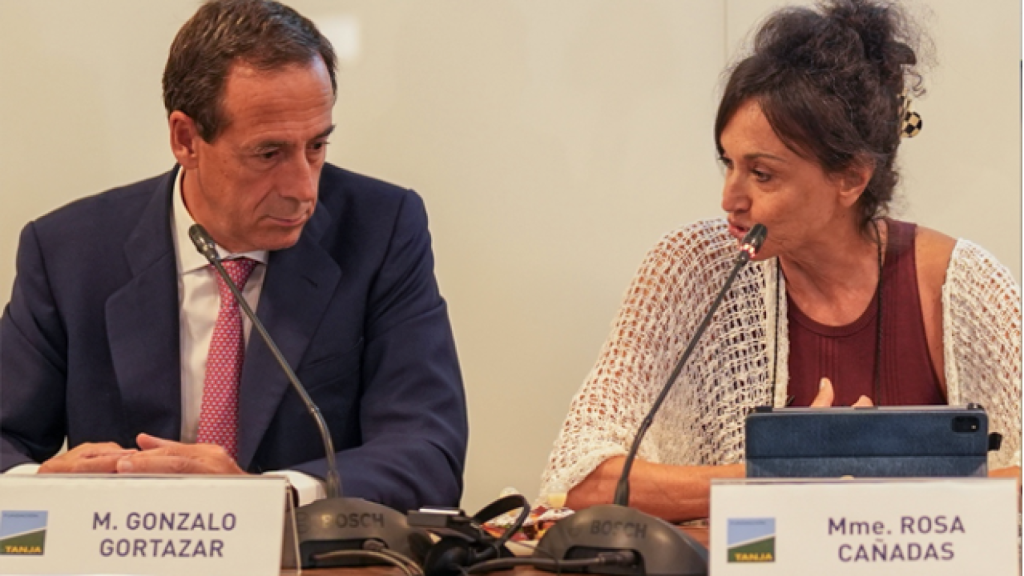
xmin=420 ymin=494 xmax=530 ymax=576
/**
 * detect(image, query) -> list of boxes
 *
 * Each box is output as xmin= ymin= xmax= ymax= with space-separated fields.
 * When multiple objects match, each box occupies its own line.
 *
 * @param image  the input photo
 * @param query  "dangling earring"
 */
xmin=898 ymin=90 xmax=923 ymax=138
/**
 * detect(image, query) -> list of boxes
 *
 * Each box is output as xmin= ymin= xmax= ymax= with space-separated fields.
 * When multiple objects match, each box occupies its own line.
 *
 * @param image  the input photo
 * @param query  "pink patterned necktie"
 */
xmin=196 ymin=258 xmax=258 ymax=460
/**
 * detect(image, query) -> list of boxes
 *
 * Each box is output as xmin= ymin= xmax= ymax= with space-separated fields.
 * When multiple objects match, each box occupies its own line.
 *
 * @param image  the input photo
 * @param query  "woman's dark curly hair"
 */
xmin=715 ymin=0 xmax=926 ymax=233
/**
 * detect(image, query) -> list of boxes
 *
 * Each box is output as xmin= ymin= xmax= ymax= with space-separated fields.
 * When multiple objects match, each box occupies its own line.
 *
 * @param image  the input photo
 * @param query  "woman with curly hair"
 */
xmin=540 ymin=0 xmax=1021 ymax=522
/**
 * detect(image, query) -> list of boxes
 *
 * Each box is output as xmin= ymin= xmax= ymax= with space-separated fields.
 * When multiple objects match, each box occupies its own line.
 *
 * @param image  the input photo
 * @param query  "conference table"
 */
xmin=294 ymin=525 xmax=709 ymax=575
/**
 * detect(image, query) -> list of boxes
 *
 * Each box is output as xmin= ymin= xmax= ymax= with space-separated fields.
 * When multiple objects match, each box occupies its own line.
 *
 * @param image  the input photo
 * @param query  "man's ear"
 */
xmin=169 ymin=111 xmax=201 ymax=169
xmin=836 ymin=158 xmax=875 ymax=209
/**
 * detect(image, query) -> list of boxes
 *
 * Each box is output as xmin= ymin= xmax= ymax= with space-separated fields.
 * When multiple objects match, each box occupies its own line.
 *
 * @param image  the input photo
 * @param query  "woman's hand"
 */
xmin=565 ymin=457 xmax=745 ymax=523
xmin=810 ymin=377 xmax=873 ymax=407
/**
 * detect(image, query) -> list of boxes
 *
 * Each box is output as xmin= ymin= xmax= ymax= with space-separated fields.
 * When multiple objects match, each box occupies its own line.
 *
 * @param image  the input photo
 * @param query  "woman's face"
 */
xmin=719 ymin=100 xmax=865 ymax=261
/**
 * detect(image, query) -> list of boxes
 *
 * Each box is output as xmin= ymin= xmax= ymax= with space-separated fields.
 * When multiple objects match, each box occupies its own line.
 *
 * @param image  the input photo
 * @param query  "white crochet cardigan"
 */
xmin=539 ymin=219 xmax=1022 ymax=499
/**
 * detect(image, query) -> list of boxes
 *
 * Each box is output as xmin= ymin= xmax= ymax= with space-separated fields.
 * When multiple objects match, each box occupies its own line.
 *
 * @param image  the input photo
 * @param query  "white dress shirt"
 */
xmin=170 ymin=171 xmax=268 ymax=444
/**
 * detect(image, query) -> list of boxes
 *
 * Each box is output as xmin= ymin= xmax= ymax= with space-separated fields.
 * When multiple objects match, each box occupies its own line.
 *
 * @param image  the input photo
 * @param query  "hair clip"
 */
xmin=899 ymin=90 xmax=922 ymax=138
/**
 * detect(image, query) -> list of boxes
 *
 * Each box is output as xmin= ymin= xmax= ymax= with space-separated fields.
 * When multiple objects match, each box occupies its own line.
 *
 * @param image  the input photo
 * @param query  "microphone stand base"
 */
xmin=295 ymin=497 xmax=430 ymax=569
xmin=534 ymin=505 xmax=707 ymax=576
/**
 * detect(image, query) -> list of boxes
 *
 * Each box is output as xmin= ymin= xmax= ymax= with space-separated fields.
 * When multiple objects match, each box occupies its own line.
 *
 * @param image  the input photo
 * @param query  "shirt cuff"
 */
xmin=4 ymin=463 xmax=41 ymax=475
xmin=263 ymin=470 xmax=326 ymax=507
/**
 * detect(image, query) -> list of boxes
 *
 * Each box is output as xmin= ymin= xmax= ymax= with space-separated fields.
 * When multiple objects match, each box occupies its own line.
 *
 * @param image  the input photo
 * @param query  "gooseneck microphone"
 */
xmin=188 ymin=224 xmax=428 ymax=570
xmin=614 ymin=223 xmax=767 ymax=507
xmin=188 ymin=224 xmax=341 ymax=499
xmin=534 ymin=224 xmax=768 ymax=576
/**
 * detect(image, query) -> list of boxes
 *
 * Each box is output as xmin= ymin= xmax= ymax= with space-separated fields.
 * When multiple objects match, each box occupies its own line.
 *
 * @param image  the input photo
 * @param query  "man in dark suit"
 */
xmin=0 ymin=0 xmax=467 ymax=513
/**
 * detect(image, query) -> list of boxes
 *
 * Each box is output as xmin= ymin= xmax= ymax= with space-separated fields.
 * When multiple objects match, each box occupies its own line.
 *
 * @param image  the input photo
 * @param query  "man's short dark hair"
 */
xmin=162 ymin=0 xmax=337 ymax=142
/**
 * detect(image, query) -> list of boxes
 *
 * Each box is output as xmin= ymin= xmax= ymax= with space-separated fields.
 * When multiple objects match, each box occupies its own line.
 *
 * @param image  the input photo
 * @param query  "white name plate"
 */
xmin=0 ymin=474 xmax=289 ymax=576
xmin=709 ymin=477 xmax=1017 ymax=575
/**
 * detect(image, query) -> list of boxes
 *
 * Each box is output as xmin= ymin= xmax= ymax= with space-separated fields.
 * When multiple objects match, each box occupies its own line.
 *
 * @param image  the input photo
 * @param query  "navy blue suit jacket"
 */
xmin=0 ymin=164 xmax=468 ymax=512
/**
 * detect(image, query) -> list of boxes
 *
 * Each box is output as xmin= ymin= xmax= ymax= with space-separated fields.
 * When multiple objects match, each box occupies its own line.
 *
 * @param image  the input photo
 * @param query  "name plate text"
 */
xmin=0 ymin=474 xmax=289 ymax=576
xmin=709 ymin=477 xmax=1017 ymax=575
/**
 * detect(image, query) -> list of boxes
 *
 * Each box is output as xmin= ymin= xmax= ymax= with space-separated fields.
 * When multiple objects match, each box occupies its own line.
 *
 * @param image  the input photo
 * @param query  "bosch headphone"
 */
xmin=418 ymin=494 xmax=530 ymax=576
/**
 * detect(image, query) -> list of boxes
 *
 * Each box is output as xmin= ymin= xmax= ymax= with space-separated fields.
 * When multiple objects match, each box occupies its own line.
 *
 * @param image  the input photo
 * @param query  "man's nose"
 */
xmin=279 ymin=154 xmax=318 ymax=202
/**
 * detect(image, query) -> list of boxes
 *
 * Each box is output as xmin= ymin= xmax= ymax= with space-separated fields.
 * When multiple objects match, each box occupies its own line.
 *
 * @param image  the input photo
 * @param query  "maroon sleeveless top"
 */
xmin=786 ymin=220 xmax=945 ymax=406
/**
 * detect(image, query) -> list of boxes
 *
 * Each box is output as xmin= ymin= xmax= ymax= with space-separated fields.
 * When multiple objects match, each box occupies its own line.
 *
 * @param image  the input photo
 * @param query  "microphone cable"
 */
xmin=465 ymin=550 xmax=638 ymax=574
xmin=312 ymin=539 xmax=425 ymax=576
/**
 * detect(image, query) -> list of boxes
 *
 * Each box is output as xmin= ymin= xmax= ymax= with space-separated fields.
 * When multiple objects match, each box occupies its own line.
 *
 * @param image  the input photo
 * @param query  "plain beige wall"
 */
xmin=0 ymin=1 xmax=1018 ymax=513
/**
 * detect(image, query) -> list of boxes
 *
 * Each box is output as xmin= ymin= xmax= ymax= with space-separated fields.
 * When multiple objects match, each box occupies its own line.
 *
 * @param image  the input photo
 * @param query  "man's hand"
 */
xmin=810 ymin=377 xmax=873 ymax=407
xmin=116 ymin=434 xmax=247 ymax=475
xmin=38 ymin=442 xmax=136 ymax=474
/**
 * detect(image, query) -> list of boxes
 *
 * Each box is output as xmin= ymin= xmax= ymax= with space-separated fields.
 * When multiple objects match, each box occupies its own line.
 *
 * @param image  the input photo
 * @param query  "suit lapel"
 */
xmin=106 ymin=168 xmax=182 ymax=443
xmin=235 ymin=204 xmax=341 ymax=469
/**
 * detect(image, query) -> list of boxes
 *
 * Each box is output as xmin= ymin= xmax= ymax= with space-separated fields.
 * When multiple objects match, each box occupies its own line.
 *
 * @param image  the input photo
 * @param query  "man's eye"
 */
xmin=310 ymin=141 xmax=330 ymax=151
xmin=259 ymin=150 xmax=278 ymax=160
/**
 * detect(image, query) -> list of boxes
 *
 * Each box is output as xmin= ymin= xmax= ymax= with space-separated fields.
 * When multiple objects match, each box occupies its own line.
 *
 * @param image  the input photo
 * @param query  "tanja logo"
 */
xmin=0 ymin=510 xmax=48 ymax=555
xmin=727 ymin=517 xmax=775 ymax=563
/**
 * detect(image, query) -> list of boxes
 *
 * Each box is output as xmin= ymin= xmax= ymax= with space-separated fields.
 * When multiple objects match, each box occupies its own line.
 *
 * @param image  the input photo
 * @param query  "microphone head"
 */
xmin=740 ymin=223 xmax=768 ymax=260
xmin=188 ymin=224 xmax=219 ymax=263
